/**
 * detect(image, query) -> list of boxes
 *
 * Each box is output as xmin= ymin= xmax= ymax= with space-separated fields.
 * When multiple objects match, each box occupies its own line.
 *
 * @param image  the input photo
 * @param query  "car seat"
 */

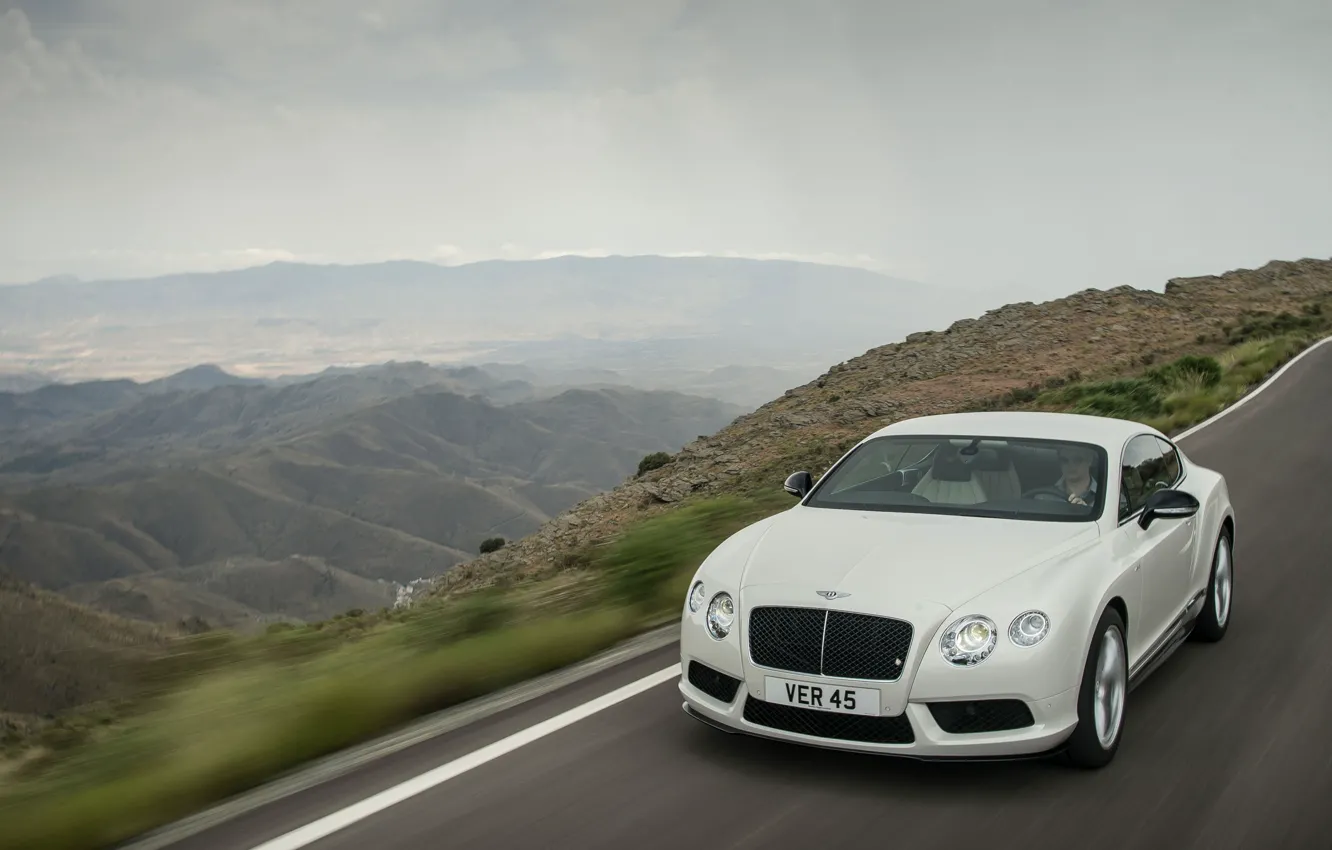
xmin=911 ymin=447 xmax=989 ymax=504
xmin=970 ymin=447 xmax=1023 ymax=501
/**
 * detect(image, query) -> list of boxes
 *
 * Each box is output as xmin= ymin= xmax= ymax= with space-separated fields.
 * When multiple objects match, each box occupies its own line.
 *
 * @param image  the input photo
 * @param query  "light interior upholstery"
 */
xmin=971 ymin=448 xmax=1024 ymax=501
xmin=911 ymin=448 xmax=989 ymax=504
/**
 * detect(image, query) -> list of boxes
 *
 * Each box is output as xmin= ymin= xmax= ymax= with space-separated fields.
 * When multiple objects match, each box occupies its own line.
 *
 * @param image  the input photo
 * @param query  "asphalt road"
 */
xmin=163 ymin=340 xmax=1332 ymax=850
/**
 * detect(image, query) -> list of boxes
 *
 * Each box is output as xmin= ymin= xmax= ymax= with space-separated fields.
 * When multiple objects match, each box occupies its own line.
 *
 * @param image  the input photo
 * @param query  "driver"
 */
xmin=1055 ymin=446 xmax=1098 ymax=507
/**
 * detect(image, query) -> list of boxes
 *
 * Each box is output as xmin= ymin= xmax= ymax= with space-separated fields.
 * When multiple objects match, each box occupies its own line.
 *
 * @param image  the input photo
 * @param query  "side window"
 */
xmin=1119 ymin=435 xmax=1166 ymax=520
xmin=1155 ymin=437 xmax=1182 ymax=486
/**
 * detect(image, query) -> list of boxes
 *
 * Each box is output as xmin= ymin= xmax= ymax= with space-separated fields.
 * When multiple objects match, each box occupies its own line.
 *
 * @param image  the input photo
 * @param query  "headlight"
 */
xmin=939 ymin=615 xmax=997 ymax=666
xmin=706 ymin=592 xmax=735 ymax=640
xmin=1008 ymin=610 xmax=1050 ymax=647
xmin=687 ymin=580 xmax=706 ymax=613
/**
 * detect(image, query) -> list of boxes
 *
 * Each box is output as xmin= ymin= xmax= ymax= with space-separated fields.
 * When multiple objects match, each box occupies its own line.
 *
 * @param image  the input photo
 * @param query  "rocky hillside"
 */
xmin=432 ymin=257 xmax=1332 ymax=592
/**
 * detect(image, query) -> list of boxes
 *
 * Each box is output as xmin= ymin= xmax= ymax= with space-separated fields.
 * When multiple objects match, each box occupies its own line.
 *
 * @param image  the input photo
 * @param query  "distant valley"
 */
xmin=0 ymin=361 xmax=745 ymax=630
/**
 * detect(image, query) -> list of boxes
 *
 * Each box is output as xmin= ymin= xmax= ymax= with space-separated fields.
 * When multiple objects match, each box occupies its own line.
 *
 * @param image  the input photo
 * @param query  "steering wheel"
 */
xmin=1022 ymin=486 xmax=1073 ymax=502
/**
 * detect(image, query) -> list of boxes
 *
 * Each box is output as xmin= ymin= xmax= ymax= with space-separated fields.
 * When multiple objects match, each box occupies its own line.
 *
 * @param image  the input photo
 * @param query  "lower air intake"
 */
xmin=742 ymin=697 xmax=915 ymax=744
xmin=687 ymin=661 xmax=742 ymax=703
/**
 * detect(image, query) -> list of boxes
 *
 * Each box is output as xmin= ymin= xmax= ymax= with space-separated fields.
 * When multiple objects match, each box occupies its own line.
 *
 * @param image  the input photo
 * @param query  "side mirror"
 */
xmin=783 ymin=471 xmax=814 ymax=499
xmin=1138 ymin=488 xmax=1199 ymax=529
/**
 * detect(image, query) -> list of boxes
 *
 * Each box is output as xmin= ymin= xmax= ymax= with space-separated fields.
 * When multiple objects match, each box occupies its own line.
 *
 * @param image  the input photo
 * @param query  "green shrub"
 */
xmin=636 ymin=451 xmax=672 ymax=476
xmin=1146 ymin=354 xmax=1222 ymax=389
xmin=479 ymin=537 xmax=506 ymax=554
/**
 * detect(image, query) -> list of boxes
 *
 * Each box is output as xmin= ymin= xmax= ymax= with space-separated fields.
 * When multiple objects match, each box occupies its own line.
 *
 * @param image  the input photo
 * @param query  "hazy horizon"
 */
xmin=0 ymin=254 xmax=958 ymax=388
xmin=0 ymin=251 xmax=924 ymax=288
xmin=3 ymin=1 xmax=1328 ymax=302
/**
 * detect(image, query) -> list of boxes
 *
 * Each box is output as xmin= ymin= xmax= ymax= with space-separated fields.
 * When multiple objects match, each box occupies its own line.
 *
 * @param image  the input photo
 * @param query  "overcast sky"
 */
xmin=2 ymin=0 xmax=1329 ymax=301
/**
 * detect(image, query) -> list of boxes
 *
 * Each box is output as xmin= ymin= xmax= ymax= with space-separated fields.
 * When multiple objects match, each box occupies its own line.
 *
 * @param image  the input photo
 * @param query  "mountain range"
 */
xmin=0 ymin=362 xmax=745 ymax=631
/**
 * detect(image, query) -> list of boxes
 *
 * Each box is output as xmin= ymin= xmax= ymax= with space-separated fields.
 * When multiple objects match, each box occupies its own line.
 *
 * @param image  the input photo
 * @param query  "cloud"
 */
xmin=532 ymin=248 xmax=612 ymax=260
xmin=429 ymin=244 xmax=463 ymax=263
xmin=0 ymin=8 xmax=105 ymax=103
xmin=2 ymin=1 xmax=1330 ymax=296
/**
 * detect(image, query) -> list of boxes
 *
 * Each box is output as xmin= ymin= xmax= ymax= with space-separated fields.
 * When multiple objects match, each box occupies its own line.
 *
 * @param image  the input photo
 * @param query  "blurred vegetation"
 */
xmin=601 ymin=492 xmax=793 ymax=612
xmin=1 ymin=300 xmax=1328 ymax=850
xmin=0 ymin=608 xmax=638 ymax=850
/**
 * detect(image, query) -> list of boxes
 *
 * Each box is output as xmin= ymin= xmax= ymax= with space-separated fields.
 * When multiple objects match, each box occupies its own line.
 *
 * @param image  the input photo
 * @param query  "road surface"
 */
xmin=160 ymin=339 xmax=1332 ymax=850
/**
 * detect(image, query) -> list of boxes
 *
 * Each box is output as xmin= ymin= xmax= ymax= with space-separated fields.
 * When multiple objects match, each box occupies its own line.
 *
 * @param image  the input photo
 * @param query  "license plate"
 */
xmin=764 ymin=675 xmax=881 ymax=716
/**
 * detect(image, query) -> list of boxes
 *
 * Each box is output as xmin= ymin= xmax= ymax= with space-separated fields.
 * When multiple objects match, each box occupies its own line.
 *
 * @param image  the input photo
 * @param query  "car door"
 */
xmin=1116 ymin=434 xmax=1193 ymax=658
xmin=1154 ymin=436 xmax=1197 ymax=590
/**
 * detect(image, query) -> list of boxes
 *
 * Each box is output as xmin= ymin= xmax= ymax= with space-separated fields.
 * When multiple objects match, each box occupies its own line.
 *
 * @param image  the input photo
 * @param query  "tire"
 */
xmin=1190 ymin=527 xmax=1233 ymax=643
xmin=1064 ymin=607 xmax=1128 ymax=769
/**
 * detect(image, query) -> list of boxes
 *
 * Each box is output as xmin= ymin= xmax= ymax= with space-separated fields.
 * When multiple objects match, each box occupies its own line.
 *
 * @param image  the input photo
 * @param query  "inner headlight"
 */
xmin=939 ymin=615 xmax=997 ymax=666
xmin=1008 ymin=610 xmax=1051 ymax=647
xmin=706 ymin=592 xmax=735 ymax=640
xmin=688 ymin=580 xmax=707 ymax=613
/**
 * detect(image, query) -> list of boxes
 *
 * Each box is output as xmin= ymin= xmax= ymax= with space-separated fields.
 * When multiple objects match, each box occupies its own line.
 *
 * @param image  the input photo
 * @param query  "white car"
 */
xmin=678 ymin=410 xmax=1235 ymax=768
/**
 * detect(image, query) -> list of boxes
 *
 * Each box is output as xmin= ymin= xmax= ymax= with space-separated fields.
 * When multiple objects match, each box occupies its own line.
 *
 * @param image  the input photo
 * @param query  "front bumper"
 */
xmin=678 ymin=656 xmax=1080 ymax=761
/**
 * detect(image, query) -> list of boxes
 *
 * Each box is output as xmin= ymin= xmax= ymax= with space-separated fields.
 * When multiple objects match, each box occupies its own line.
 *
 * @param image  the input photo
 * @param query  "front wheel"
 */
xmin=1064 ymin=607 xmax=1128 ymax=769
xmin=1190 ymin=528 xmax=1233 ymax=643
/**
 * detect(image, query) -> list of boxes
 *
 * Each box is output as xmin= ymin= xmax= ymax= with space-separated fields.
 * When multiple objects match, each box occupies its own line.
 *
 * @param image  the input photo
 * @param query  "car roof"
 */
xmin=862 ymin=410 xmax=1164 ymax=451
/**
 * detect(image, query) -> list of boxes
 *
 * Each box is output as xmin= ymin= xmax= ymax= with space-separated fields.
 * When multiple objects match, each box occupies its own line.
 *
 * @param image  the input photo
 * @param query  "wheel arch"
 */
xmin=1105 ymin=595 xmax=1129 ymax=639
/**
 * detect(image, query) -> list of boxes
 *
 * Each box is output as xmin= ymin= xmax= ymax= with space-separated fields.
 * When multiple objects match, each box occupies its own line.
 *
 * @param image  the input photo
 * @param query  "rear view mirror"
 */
xmin=784 ymin=471 xmax=814 ymax=499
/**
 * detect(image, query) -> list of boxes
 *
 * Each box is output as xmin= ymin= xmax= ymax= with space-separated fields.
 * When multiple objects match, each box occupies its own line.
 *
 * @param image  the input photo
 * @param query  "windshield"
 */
xmin=803 ymin=434 xmax=1108 ymax=522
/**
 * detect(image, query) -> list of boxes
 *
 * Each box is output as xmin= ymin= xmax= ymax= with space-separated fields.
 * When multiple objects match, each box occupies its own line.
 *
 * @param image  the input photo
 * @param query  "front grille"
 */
xmin=743 ymin=697 xmax=915 ymax=744
xmin=928 ymin=699 xmax=1035 ymax=734
xmin=748 ymin=606 xmax=913 ymax=681
xmin=687 ymin=661 xmax=741 ymax=703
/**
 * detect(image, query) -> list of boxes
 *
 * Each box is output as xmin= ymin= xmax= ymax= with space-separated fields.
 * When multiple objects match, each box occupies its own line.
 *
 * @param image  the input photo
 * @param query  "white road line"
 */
xmin=248 ymin=664 xmax=681 ymax=850
xmin=244 ymin=331 xmax=1332 ymax=850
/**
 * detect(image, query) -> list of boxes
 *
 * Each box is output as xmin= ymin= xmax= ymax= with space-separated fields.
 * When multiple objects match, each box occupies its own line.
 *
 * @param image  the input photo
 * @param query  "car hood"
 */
xmin=738 ymin=506 xmax=1100 ymax=610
